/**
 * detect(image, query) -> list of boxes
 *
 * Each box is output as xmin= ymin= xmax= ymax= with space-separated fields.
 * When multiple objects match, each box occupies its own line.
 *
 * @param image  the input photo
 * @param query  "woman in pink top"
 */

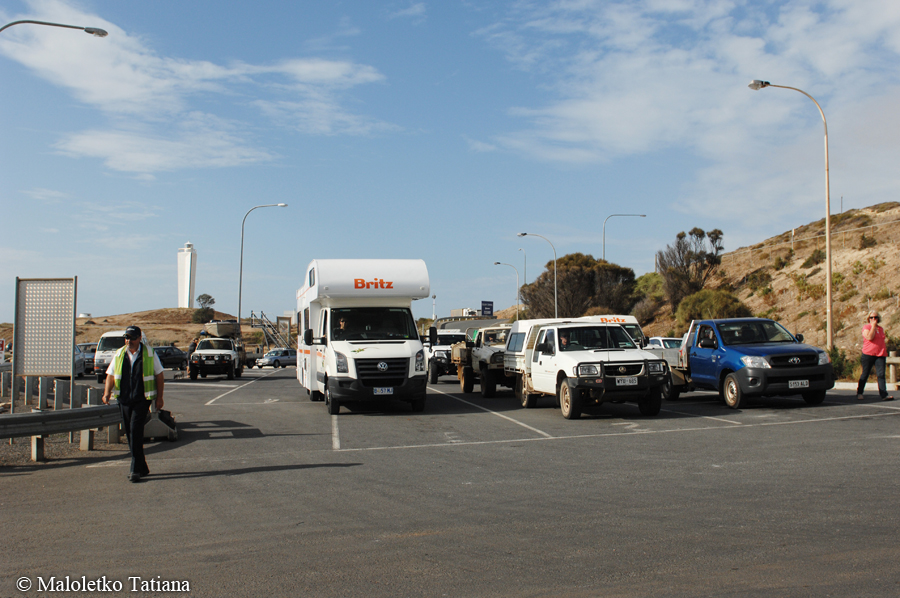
xmin=856 ymin=310 xmax=893 ymax=401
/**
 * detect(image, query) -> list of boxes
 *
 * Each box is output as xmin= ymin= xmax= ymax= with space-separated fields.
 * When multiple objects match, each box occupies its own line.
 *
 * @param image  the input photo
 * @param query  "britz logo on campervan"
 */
xmin=354 ymin=278 xmax=394 ymax=289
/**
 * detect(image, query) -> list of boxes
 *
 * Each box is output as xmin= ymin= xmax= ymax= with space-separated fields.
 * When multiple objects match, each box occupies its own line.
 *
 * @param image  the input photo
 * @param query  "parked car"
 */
xmin=154 ymin=345 xmax=188 ymax=370
xmin=71 ymin=344 xmax=86 ymax=378
xmin=648 ymin=337 xmax=683 ymax=349
xmin=77 ymin=342 xmax=97 ymax=373
xmin=256 ymin=348 xmax=297 ymax=368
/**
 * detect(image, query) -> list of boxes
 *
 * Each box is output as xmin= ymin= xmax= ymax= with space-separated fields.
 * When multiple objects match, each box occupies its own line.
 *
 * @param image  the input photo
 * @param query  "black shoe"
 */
xmin=128 ymin=472 xmax=142 ymax=483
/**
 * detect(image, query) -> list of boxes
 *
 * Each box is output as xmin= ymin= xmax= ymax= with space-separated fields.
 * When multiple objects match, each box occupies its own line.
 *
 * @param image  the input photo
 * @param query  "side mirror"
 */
xmin=303 ymin=329 xmax=313 ymax=346
xmin=698 ymin=338 xmax=717 ymax=349
xmin=537 ymin=342 xmax=553 ymax=354
xmin=795 ymin=333 xmax=804 ymax=343
xmin=429 ymin=326 xmax=438 ymax=346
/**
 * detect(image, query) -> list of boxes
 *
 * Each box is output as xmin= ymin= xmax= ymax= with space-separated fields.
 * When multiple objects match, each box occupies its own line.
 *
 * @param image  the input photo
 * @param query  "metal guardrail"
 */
xmin=0 ymin=404 xmax=120 ymax=439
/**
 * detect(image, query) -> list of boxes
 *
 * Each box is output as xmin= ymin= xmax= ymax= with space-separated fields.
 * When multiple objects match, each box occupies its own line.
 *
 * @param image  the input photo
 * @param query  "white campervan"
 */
xmin=297 ymin=259 xmax=430 ymax=415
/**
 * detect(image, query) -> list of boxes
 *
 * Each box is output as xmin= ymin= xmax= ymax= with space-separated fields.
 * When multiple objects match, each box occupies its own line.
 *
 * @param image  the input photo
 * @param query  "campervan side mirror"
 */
xmin=429 ymin=326 xmax=437 ymax=346
xmin=303 ymin=329 xmax=313 ymax=346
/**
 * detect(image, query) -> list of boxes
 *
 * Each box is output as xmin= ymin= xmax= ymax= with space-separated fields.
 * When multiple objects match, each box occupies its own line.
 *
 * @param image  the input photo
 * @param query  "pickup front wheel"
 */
xmin=559 ymin=379 xmax=582 ymax=420
xmin=461 ymin=367 xmax=474 ymax=393
xmin=639 ymin=387 xmax=663 ymax=416
xmin=723 ymin=373 xmax=745 ymax=409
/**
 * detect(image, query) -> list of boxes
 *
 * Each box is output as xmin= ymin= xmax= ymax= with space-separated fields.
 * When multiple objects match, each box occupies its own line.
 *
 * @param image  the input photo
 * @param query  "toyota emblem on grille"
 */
xmin=789 ymin=357 xmax=801 ymax=365
xmin=618 ymin=366 xmax=627 ymax=374
xmin=377 ymin=361 xmax=389 ymax=372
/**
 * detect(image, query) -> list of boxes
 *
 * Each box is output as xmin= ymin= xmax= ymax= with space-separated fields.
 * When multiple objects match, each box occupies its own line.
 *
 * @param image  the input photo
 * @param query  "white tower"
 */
xmin=177 ymin=242 xmax=197 ymax=308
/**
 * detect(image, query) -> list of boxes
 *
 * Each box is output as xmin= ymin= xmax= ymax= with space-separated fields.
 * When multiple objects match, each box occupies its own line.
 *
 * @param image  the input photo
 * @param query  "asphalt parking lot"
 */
xmin=3 ymin=368 xmax=900 ymax=597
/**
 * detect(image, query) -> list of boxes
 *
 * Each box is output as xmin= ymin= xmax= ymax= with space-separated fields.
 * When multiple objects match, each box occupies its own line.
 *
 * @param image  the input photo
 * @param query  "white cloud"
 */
xmin=0 ymin=0 xmax=391 ymax=174
xmin=389 ymin=3 xmax=427 ymax=22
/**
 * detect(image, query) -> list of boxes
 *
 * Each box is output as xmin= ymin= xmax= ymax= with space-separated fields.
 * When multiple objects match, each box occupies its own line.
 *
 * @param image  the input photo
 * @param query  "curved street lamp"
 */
xmin=602 ymin=214 xmax=646 ymax=262
xmin=1 ymin=19 xmax=108 ymax=37
xmin=518 ymin=247 xmax=526 ymax=286
xmin=749 ymin=79 xmax=833 ymax=350
xmin=494 ymin=262 xmax=520 ymax=319
xmin=238 ymin=203 xmax=288 ymax=331
xmin=517 ymin=232 xmax=557 ymax=318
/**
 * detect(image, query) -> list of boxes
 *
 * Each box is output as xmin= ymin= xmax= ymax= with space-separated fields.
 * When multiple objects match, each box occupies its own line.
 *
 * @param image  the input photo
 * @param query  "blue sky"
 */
xmin=2 ymin=0 xmax=899 ymax=324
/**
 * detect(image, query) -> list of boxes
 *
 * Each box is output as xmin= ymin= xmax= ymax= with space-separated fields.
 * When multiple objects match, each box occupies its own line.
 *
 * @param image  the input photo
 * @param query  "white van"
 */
xmin=297 ymin=259 xmax=431 ymax=415
xmin=93 ymin=330 xmax=127 ymax=383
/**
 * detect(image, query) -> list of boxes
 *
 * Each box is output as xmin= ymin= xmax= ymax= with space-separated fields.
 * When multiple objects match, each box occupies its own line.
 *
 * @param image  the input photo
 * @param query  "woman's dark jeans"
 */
xmin=856 ymin=353 xmax=888 ymax=398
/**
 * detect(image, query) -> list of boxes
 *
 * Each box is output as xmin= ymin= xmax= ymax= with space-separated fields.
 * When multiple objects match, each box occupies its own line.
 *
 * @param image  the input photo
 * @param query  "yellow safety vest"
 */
xmin=112 ymin=344 xmax=157 ymax=401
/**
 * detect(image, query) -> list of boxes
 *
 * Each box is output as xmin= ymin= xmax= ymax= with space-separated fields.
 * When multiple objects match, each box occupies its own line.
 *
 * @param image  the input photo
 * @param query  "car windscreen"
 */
xmin=330 ymin=307 xmax=418 ymax=341
xmin=662 ymin=339 xmax=681 ymax=348
xmin=717 ymin=321 xmax=795 ymax=345
xmin=97 ymin=336 xmax=126 ymax=352
xmin=437 ymin=334 xmax=466 ymax=346
xmin=558 ymin=326 xmax=636 ymax=351
xmin=483 ymin=330 xmax=508 ymax=346
xmin=197 ymin=339 xmax=233 ymax=351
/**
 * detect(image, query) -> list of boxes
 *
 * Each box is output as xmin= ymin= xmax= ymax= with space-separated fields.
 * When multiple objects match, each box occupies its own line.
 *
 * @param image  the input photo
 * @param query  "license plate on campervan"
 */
xmin=374 ymin=387 xmax=394 ymax=395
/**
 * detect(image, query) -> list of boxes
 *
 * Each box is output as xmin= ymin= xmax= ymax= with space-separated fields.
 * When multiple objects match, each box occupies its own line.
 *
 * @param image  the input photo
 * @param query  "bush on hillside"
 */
xmin=192 ymin=307 xmax=214 ymax=324
xmin=675 ymin=289 xmax=752 ymax=326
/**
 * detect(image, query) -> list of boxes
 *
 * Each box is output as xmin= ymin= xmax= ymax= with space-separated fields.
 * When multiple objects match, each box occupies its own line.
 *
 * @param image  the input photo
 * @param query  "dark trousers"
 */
xmin=119 ymin=401 xmax=151 ymax=475
xmin=856 ymin=353 xmax=888 ymax=398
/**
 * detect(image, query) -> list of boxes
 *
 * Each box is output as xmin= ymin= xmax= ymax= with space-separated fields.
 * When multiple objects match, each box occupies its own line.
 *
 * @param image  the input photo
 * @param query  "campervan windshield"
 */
xmin=97 ymin=336 xmax=126 ymax=352
xmin=558 ymin=326 xmax=636 ymax=351
xmin=331 ymin=307 xmax=418 ymax=341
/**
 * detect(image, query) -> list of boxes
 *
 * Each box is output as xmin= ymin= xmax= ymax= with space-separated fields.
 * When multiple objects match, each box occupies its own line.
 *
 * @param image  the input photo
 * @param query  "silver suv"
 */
xmin=256 ymin=348 xmax=296 ymax=369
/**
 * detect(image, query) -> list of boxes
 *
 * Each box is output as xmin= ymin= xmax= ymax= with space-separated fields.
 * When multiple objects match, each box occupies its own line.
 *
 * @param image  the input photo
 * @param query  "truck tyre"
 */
xmin=559 ymin=378 xmax=582 ymax=420
xmin=429 ymin=361 xmax=439 ymax=384
xmin=236 ymin=364 xmax=243 ymax=378
xmin=411 ymin=394 xmax=426 ymax=412
xmin=639 ymin=387 xmax=663 ymax=416
xmin=326 ymin=386 xmax=340 ymax=415
xmin=461 ymin=367 xmax=475 ymax=393
xmin=310 ymin=390 xmax=324 ymax=402
xmin=480 ymin=367 xmax=496 ymax=398
xmin=517 ymin=375 xmax=537 ymax=408
xmin=662 ymin=374 xmax=680 ymax=401
xmin=802 ymin=389 xmax=826 ymax=405
xmin=189 ymin=367 xmax=198 ymax=381
xmin=227 ymin=365 xmax=235 ymax=380
xmin=723 ymin=373 xmax=745 ymax=409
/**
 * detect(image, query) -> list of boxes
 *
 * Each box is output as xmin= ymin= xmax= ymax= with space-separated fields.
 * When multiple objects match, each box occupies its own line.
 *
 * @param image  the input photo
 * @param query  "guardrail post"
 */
xmin=24 ymin=376 xmax=36 ymax=406
xmin=54 ymin=379 xmax=70 ymax=410
xmin=72 ymin=384 xmax=83 ymax=408
xmin=80 ymin=428 xmax=95 ymax=451
xmin=39 ymin=378 xmax=51 ymax=410
xmin=0 ymin=371 xmax=9 ymax=398
xmin=31 ymin=435 xmax=45 ymax=462
xmin=107 ymin=420 xmax=121 ymax=444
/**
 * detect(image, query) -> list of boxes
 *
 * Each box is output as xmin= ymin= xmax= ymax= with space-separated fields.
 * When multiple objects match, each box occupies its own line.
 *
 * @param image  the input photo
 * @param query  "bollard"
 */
xmin=86 ymin=387 xmax=100 ymax=406
xmin=39 ymin=378 xmax=51 ymax=410
xmin=890 ymin=351 xmax=897 ymax=386
xmin=54 ymin=379 xmax=70 ymax=410
xmin=24 ymin=376 xmax=36 ymax=406
xmin=80 ymin=429 xmax=95 ymax=451
xmin=0 ymin=370 xmax=9 ymax=398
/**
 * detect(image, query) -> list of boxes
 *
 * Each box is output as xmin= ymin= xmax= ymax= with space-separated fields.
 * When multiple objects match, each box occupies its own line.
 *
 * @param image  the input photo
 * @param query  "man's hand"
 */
xmin=156 ymin=396 xmax=164 ymax=410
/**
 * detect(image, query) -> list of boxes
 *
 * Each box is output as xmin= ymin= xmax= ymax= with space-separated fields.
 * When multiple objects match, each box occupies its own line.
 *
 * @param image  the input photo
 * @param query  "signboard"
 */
xmin=0 ymin=339 xmax=5 ymax=363
xmin=481 ymin=301 xmax=494 ymax=317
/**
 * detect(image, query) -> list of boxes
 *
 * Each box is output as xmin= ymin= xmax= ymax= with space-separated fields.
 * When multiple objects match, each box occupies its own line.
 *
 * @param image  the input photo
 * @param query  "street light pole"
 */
xmin=518 ymin=248 xmax=526 ymax=287
xmin=238 ymin=203 xmax=288 ymax=333
xmin=494 ymin=262 xmax=520 ymax=319
xmin=749 ymin=80 xmax=833 ymax=350
xmin=602 ymin=214 xmax=646 ymax=262
xmin=518 ymin=232 xmax=557 ymax=318
xmin=1 ymin=19 xmax=108 ymax=36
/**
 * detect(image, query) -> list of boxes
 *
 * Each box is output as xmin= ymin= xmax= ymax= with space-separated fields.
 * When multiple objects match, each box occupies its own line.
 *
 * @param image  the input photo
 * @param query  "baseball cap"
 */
xmin=124 ymin=326 xmax=142 ymax=340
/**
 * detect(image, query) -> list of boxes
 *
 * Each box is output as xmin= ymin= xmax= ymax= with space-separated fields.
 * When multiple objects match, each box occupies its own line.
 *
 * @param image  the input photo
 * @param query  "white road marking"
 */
xmin=332 ymin=415 xmax=341 ymax=450
xmin=205 ymin=369 xmax=281 ymax=405
xmin=428 ymin=386 xmax=553 ymax=438
xmin=168 ymin=382 xmax=240 ymax=389
xmin=661 ymin=407 xmax=742 ymax=425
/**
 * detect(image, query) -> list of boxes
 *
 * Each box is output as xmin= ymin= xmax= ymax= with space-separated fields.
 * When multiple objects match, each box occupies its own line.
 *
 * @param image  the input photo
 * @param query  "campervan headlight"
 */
xmin=577 ymin=364 xmax=601 ymax=377
xmin=415 ymin=350 xmax=425 ymax=372
xmin=335 ymin=351 xmax=349 ymax=374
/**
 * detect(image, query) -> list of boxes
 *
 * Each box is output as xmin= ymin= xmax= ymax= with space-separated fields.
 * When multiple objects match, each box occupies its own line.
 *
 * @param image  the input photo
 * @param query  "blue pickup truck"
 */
xmin=670 ymin=318 xmax=835 ymax=408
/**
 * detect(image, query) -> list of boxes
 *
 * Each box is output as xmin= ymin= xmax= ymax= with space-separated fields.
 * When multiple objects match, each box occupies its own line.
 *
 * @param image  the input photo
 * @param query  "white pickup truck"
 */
xmin=504 ymin=319 xmax=669 ymax=419
xmin=451 ymin=324 xmax=514 ymax=397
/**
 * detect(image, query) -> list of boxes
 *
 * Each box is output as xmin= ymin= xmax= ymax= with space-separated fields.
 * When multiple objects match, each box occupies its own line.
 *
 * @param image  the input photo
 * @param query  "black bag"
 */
xmin=158 ymin=409 xmax=177 ymax=429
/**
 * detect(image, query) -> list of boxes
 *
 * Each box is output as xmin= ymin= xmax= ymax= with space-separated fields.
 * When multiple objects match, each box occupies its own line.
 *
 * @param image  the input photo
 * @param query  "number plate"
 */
xmin=616 ymin=377 xmax=638 ymax=386
xmin=789 ymin=380 xmax=809 ymax=389
xmin=373 ymin=387 xmax=394 ymax=395
xmin=204 ymin=359 xmax=215 ymax=364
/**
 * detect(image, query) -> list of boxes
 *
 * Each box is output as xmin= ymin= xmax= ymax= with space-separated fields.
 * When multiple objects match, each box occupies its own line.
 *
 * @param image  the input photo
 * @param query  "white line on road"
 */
xmin=168 ymin=382 xmax=240 ymax=389
xmin=205 ymin=369 xmax=281 ymax=405
xmin=332 ymin=415 xmax=341 ymax=450
xmin=660 ymin=407 xmax=743 ymax=425
xmin=428 ymin=386 xmax=553 ymax=438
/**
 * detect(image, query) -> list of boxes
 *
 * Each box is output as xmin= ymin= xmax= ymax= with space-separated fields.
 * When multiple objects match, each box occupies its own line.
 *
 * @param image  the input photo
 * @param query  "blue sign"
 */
xmin=481 ymin=301 xmax=493 ymax=317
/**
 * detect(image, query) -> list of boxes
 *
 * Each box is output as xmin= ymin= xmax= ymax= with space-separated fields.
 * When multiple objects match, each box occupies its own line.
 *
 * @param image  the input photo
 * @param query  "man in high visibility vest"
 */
xmin=101 ymin=326 xmax=165 ymax=483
